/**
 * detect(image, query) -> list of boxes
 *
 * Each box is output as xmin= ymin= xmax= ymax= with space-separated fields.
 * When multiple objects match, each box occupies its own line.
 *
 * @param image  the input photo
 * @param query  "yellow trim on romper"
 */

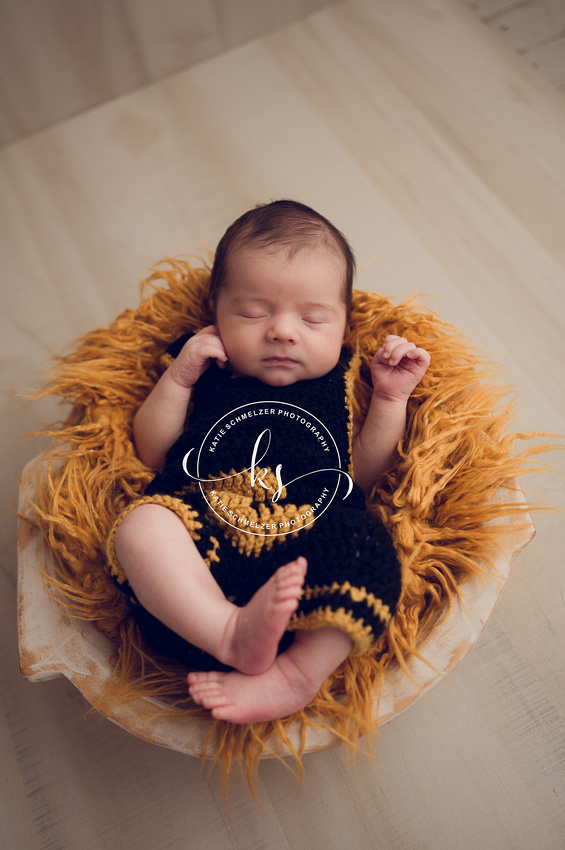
xmin=207 ymin=535 xmax=221 ymax=565
xmin=287 ymin=580 xmax=392 ymax=656
xmin=197 ymin=466 xmax=313 ymax=558
xmin=301 ymin=581 xmax=392 ymax=625
xmin=287 ymin=607 xmax=375 ymax=656
xmin=343 ymin=346 xmax=362 ymax=480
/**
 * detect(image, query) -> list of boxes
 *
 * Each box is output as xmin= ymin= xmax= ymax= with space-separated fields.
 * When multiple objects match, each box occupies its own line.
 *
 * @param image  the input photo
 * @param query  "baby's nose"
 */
xmin=267 ymin=316 xmax=297 ymax=343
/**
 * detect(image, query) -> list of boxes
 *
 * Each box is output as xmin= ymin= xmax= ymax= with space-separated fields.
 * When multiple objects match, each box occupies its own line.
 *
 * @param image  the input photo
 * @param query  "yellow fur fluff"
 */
xmin=27 ymin=258 xmax=553 ymax=793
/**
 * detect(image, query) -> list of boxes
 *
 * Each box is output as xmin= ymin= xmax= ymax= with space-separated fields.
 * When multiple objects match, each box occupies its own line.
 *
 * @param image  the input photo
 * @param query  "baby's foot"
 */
xmin=187 ymin=652 xmax=318 ymax=724
xmin=219 ymin=556 xmax=307 ymax=675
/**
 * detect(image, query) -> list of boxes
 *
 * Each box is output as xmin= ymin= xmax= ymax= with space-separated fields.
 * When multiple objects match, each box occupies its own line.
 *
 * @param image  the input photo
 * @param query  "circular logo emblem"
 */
xmin=182 ymin=400 xmax=352 ymax=537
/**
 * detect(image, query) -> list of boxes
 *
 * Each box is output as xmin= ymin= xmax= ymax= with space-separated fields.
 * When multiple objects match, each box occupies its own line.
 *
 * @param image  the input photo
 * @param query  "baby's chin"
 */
xmin=250 ymin=369 xmax=299 ymax=386
xmin=260 ymin=375 xmax=300 ymax=387
xmin=227 ymin=357 xmax=337 ymax=385
xmin=255 ymin=367 xmax=331 ymax=386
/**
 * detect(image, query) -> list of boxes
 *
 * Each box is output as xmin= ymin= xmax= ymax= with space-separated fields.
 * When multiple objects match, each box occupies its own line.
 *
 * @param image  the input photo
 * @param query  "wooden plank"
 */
xmin=480 ymin=0 xmax=565 ymax=50
xmin=526 ymin=34 xmax=565 ymax=88
xmin=459 ymin=0 xmax=529 ymax=17
xmin=0 ymin=0 xmax=334 ymax=147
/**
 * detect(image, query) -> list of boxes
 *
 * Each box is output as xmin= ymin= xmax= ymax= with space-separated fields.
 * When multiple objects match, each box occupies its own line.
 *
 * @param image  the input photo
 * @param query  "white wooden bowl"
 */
xmin=17 ymin=449 xmax=535 ymax=757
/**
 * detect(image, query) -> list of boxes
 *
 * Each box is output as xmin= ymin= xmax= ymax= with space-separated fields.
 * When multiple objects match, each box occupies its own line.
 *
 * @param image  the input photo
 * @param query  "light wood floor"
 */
xmin=0 ymin=0 xmax=563 ymax=146
xmin=2 ymin=1 xmax=565 ymax=847
xmin=463 ymin=0 xmax=565 ymax=92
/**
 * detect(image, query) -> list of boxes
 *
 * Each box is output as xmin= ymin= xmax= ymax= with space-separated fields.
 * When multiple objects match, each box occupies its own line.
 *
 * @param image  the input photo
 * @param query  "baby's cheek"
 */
xmin=225 ymin=339 xmax=252 ymax=370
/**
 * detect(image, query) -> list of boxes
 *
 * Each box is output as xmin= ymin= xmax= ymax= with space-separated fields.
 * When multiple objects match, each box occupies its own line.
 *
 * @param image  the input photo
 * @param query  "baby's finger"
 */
xmin=380 ymin=339 xmax=416 ymax=365
xmin=377 ymin=335 xmax=406 ymax=360
xmin=195 ymin=326 xmax=228 ymax=363
xmin=197 ymin=340 xmax=228 ymax=363
xmin=404 ymin=346 xmax=431 ymax=368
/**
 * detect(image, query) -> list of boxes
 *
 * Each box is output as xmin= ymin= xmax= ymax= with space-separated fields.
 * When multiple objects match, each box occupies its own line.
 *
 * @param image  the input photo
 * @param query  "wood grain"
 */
xmin=2 ymin=1 xmax=565 ymax=847
xmin=0 ymin=0 xmax=334 ymax=147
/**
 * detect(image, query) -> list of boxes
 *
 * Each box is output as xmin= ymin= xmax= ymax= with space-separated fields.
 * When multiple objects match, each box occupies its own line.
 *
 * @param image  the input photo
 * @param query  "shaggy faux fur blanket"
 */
xmin=29 ymin=259 xmax=547 ymax=791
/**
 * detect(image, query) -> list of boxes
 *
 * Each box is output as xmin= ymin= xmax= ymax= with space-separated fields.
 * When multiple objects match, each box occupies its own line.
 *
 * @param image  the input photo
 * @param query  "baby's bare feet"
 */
xmin=219 ymin=556 xmax=307 ymax=675
xmin=188 ymin=651 xmax=318 ymax=724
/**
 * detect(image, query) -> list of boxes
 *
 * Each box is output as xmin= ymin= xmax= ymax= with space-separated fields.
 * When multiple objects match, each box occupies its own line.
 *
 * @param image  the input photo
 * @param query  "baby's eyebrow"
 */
xmin=226 ymin=295 xmax=340 ymax=313
xmin=224 ymin=294 xmax=260 ymax=305
xmin=302 ymin=302 xmax=341 ymax=313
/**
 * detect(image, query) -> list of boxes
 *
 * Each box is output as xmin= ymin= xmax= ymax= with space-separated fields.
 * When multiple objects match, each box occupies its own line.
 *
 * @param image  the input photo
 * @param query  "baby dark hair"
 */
xmin=209 ymin=200 xmax=356 ymax=317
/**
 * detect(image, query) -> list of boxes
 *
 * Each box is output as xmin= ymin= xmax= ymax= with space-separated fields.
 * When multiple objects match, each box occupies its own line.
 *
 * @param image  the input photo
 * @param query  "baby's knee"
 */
xmin=114 ymin=503 xmax=165 ymax=555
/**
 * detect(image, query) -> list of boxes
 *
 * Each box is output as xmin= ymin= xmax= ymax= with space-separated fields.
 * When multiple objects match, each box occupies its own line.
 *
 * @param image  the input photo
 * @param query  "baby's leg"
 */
xmin=188 ymin=627 xmax=354 ymax=724
xmin=114 ymin=504 xmax=307 ymax=674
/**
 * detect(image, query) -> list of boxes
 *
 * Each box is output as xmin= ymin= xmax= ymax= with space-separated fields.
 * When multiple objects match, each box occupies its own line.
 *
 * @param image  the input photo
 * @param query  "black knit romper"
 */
xmin=107 ymin=335 xmax=402 ymax=670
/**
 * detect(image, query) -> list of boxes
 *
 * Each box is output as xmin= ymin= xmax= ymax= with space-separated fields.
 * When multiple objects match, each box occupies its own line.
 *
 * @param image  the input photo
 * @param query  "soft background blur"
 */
xmin=2 ymin=1 xmax=565 ymax=847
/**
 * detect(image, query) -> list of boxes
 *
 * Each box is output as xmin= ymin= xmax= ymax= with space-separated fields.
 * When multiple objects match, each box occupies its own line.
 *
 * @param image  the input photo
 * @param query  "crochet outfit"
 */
xmin=107 ymin=335 xmax=401 ymax=669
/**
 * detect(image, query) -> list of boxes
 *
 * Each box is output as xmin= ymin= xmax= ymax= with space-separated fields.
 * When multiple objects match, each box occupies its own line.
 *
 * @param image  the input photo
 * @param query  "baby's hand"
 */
xmin=169 ymin=325 xmax=227 ymax=388
xmin=370 ymin=334 xmax=430 ymax=402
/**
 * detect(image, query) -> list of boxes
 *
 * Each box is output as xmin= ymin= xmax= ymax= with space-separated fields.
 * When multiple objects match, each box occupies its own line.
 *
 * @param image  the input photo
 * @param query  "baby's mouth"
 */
xmin=263 ymin=356 xmax=298 ymax=365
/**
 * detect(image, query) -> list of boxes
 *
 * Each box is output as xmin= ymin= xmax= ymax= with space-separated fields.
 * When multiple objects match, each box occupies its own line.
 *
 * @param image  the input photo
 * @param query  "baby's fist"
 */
xmin=371 ymin=335 xmax=430 ymax=402
xmin=169 ymin=325 xmax=227 ymax=388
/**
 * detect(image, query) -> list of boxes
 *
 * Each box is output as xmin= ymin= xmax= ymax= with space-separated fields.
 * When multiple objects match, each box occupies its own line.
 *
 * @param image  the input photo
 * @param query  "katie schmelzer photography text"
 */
xmin=181 ymin=401 xmax=353 ymax=537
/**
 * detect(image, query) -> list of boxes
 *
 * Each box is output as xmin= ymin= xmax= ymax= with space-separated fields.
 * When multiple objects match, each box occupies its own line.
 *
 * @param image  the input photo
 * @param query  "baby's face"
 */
xmin=215 ymin=245 xmax=348 ymax=386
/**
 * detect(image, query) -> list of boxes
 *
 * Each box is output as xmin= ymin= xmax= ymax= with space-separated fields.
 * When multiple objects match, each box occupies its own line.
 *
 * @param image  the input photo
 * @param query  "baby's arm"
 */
xmin=133 ymin=326 xmax=227 ymax=469
xmin=352 ymin=335 xmax=430 ymax=493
